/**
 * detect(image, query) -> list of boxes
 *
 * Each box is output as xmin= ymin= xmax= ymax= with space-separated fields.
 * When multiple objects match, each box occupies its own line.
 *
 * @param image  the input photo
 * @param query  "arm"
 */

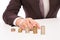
xmin=3 ymin=0 xmax=22 ymax=26
xmin=3 ymin=0 xmax=40 ymax=29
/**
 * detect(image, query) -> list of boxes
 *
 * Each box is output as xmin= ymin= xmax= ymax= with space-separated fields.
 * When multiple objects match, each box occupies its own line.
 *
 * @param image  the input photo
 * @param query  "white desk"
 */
xmin=0 ymin=18 xmax=60 ymax=40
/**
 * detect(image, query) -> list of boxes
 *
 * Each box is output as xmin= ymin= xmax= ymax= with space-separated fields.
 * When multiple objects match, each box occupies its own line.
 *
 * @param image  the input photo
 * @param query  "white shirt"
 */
xmin=43 ymin=0 xmax=49 ymax=17
xmin=13 ymin=0 xmax=50 ymax=25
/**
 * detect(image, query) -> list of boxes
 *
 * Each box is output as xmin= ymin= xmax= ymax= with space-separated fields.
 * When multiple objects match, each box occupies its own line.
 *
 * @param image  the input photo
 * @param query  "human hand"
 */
xmin=16 ymin=18 xmax=40 ymax=30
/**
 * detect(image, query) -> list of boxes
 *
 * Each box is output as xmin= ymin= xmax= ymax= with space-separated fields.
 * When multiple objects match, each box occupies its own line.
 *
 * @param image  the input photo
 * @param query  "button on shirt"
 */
xmin=13 ymin=0 xmax=50 ymax=25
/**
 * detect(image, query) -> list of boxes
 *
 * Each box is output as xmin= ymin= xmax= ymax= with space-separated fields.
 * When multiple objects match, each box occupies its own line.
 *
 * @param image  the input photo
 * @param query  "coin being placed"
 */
xmin=25 ymin=27 xmax=30 ymax=33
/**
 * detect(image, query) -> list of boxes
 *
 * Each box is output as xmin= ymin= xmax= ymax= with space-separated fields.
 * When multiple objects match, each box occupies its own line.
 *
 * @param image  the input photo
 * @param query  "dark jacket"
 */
xmin=3 ymin=0 xmax=60 ymax=25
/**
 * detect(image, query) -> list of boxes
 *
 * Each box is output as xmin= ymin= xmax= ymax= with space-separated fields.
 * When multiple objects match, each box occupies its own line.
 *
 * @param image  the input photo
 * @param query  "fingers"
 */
xmin=18 ymin=18 xmax=40 ymax=30
xmin=25 ymin=19 xmax=33 ymax=29
xmin=28 ymin=18 xmax=40 ymax=29
xmin=19 ymin=21 xmax=27 ymax=30
xmin=36 ymin=23 xmax=40 ymax=29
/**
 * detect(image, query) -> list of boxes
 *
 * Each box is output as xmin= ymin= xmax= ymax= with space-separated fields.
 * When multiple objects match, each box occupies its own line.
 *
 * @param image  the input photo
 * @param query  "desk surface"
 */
xmin=0 ymin=18 xmax=60 ymax=40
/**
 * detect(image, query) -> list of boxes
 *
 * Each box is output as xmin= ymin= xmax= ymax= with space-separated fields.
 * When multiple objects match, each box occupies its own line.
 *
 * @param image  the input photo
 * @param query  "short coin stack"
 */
xmin=11 ymin=28 xmax=15 ymax=32
xmin=18 ymin=28 xmax=22 ymax=33
xmin=33 ymin=26 xmax=37 ymax=34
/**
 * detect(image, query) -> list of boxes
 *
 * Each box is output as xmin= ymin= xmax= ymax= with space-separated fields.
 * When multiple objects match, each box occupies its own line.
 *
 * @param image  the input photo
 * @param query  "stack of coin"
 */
xmin=33 ymin=26 xmax=37 ymax=34
xmin=18 ymin=28 xmax=22 ymax=33
xmin=41 ymin=26 xmax=45 ymax=35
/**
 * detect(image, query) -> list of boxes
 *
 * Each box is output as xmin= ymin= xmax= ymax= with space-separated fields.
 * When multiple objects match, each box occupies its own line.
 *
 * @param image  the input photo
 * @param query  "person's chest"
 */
xmin=21 ymin=0 xmax=59 ymax=13
xmin=21 ymin=0 xmax=59 ymax=18
xmin=21 ymin=0 xmax=59 ymax=14
xmin=21 ymin=0 xmax=59 ymax=6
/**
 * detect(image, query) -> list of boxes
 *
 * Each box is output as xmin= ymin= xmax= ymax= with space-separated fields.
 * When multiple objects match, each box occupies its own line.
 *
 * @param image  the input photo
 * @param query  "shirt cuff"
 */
xmin=13 ymin=17 xmax=23 ymax=26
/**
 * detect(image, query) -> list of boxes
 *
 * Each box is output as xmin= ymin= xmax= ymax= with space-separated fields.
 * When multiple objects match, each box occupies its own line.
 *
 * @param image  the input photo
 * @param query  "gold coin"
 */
xmin=33 ymin=26 xmax=37 ymax=34
xmin=18 ymin=28 xmax=22 ymax=33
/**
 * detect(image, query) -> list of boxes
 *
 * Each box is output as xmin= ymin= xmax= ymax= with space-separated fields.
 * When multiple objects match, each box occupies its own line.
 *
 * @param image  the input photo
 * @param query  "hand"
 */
xmin=16 ymin=18 xmax=40 ymax=30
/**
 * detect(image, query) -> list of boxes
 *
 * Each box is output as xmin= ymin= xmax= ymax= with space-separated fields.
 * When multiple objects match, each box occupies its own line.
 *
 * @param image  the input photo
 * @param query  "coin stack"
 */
xmin=33 ymin=26 xmax=37 ymax=34
xmin=18 ymin=28 xmax=22 ymax=33
xmin=41 ymin=26 xmax=45 ymax=35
